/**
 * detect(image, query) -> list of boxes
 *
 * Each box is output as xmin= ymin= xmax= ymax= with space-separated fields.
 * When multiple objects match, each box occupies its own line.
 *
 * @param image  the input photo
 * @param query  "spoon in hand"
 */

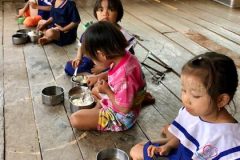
xmin=73 ymin=67 xmax=78 ymax=77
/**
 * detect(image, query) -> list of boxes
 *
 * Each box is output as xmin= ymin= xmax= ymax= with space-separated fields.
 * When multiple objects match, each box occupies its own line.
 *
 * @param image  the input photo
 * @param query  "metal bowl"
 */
xmin=68 ymin=86 xmax=89 ymax=98
xmin=97 ymin=148 xmax=129 ymax=160
xmin=71 ymin=74 xmax=88 ymax=87
xmin=12 ymin=33 xmax=29 ymax=45
xmin=69 ymin=94 xmax=95 ymax=113
xmin=16 ymin=29 xmax=31 ymax=34
xmin=42 ymin=86 xmax=64 ymax=106
xmin=28 ymin=31 xmax=42 ymax=43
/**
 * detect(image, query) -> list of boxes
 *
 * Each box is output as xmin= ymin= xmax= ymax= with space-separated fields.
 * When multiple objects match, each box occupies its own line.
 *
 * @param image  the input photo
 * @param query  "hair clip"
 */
xmin=192 ymin=56 xmax=203 ymax=65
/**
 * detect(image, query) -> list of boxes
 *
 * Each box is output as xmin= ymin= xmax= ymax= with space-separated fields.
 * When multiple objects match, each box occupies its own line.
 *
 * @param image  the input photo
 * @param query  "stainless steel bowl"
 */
xmin=28 ymin=34 xmax=39 ymax=43
xmin=42 ymin=86 xmax=64 ymax=106
xmin=69 ymin=94 xmax=95 ymax=113
xmin=16 ymin=29 xmax=31 ymax=34
xmin=97 ymin=148 xmax=129 ymax=160
xmin=68 ymin=86 xmax=89 ymax=98
xmin=12 ymin=33 xmax=29 ymax=45
xmin=28 ymin=31 xmax=42 ymax=43
xmin=71 ymin=75 xmax=88 ymax=87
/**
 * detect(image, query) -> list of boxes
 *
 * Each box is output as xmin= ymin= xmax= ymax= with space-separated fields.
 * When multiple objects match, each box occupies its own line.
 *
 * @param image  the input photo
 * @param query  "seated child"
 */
xmin=17 ymin=0 xmax=52 ymax=27
xmin=64 ymin=0 xmax=136 ymax=76
xmin=70 ymin=21 xmax=146 ymax=131
xmin=37 ymin=0 xmax=81 ymax=46
xmin=130 ymin=52 xmax=240 ymax=160
xmin=64 ymin=0 xmax=155 ymax=106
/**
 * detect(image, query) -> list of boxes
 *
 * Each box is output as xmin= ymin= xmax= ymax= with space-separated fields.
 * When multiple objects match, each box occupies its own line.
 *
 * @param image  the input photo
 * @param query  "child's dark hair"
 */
xmin=182 ymin=52 xmax=238 ymax=104
xmin=81 ymin=21 xmax=128 ymax=60
xmin=93 ymin=0 xmax=124 ymax=22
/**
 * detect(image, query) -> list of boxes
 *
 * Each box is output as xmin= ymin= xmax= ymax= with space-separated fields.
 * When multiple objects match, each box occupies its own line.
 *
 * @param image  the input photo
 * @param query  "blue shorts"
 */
xmin=53 ymin=30 xmax=77 ymax=46
xmin=64 ymin=56 xmax=94 ymax=76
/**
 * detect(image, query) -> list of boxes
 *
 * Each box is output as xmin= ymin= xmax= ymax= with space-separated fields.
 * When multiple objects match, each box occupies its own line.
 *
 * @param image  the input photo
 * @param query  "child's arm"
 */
xmin=72 ymin=47 xmax=83 ymax=68
xmin=37 ymin=5 xmax=51 ymax=11
xmin=17 ymin=1 xmax=30 ymax=17
xmin=54 ymin=22 xmax=79 ymax=33
xmin=36 ymin=17 xmax=53 ymax=31
xmin=97 ymin=80 xmax=131 ymax=114
xmin=87 ymin=72 xmax=108 ymax=87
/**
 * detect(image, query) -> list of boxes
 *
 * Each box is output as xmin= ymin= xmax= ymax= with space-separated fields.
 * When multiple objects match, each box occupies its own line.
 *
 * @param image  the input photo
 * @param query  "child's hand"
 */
xmin=147 ymin=145 xmax=159 ymax=157
xmin=147 ymin=144 xmax=171 ymax=157
xmin=16 ymin=8 xmax=24 ymax=18
xmin=37 ymin=20 xmax=46 ymax=31
xmin=97 ymin=79 xmax=110 ymax=94
xmin=29 ymin=2 xmax=38 ymax=9
xmin=86 ymin=75 xmax=98 ymax=87
xmin=91 ymin=86 xmax=101 ymax=101
xmin=72 ymin=58 xmax=82 ymax=68
xmin=54 ymin=24 xmax=66 ymax=32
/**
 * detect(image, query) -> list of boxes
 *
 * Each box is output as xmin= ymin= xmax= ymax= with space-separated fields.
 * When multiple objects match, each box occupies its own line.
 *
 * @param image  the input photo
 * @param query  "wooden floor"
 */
xmin=0 ymin=0 xmax=240 ymax=159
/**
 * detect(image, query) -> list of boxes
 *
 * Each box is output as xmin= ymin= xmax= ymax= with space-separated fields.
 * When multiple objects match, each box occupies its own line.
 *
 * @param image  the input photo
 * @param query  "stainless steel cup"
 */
xmin=97 ymin=148 xmax=129 ymax=160
xmin=42 ymin=86 xmax=64 ymax=106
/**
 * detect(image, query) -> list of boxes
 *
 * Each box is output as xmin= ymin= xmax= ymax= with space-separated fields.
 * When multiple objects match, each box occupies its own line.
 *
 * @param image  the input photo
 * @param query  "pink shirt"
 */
xmin=100 ymin=52 xmax=146 ymax=114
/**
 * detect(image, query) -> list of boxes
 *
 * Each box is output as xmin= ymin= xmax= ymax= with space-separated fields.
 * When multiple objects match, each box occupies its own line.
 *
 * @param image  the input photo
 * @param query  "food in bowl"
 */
xmin=72 ymin=96 xmax=92 ymax=106
xmin=73 ymin=75 xmax=87 ymax=84
xmin=27 ymin=30 xmax=41 ymax=43
xmin=71 ymin=93 xmax=94 ymax=106
xmin=69 ymin=93 xmax=94 ymax=112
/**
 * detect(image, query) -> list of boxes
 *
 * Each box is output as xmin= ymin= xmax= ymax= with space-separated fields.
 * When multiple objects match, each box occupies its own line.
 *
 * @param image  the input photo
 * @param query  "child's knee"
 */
xmin=130 ymin=143 xmax=144 ymax=160
xmin=45 ymin=29 xmax=59 ymax=40
xmin=69 ymin=114 xmax=79 ymax=128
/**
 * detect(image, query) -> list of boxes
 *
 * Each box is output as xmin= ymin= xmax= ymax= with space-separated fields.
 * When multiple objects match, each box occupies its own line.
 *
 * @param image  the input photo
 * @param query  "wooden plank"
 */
xmin=0 ymin=1 xmax=2 ymax=45
xmin=165 ymin=32 xmax=209 ymax=56
xmin=181 ymin=0 xmax=240 ymax=24
xmin=0 ymin=44 xmax=4 ymax=160
xmin=184 ymin=31 xmax=240 ymax=68
xmin=3 ymin=2 xmax=41 ymax=160
xmin=160 ymin=0 xmax=240 ymax=41
xmin=0 ymin=1 xmax=4 ymax=159
xmin=124 ymin=0 xmax=240 ymax=57
xmin=23 ymin=43 xmax=83 ymax=160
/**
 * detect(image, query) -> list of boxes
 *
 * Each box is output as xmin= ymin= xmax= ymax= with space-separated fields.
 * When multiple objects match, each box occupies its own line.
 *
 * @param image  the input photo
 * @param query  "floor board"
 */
xmin=1 ymin=0 xmax=240 ymax=160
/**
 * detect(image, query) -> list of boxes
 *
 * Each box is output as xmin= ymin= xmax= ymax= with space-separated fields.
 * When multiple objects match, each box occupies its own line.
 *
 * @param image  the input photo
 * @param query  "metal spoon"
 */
xmin=73 ymin=67 xmax=78 ymax=77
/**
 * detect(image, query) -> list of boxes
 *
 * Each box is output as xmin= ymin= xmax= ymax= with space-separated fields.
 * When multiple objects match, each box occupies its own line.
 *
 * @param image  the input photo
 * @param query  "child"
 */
xmin=64 ymin=0 xmax=136 ymax=76
xmin=37 ymin=0 xmax=81 ymax=46
xmin=17 ymin=0 xmax=52 ymax=27
xmin=69 ymin=21 xmax=146 ymax=131
xmin=130 ymin=52 xmax=240 ymax=160
xmin=64 ymin=0 xmax=155 ymax=106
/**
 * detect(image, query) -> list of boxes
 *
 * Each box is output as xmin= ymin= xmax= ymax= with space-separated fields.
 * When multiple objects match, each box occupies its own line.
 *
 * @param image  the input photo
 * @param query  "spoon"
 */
xmin=73 ymin=67 xmax=78 ymax=77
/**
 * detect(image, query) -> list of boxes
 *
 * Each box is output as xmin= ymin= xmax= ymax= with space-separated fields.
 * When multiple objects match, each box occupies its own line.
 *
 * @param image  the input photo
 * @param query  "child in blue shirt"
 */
xmin=37 ymin=0 xmax=81 ymax=46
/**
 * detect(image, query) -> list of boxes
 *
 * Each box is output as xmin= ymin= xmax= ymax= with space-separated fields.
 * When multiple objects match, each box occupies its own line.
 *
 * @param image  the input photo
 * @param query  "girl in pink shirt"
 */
xmin=70 ymin=21 xmax=146 ymax=131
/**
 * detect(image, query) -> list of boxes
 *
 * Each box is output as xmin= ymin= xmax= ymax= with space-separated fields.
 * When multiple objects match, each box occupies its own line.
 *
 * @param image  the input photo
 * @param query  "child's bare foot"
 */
xmin=38 ymin=37 xmax=50 ymax=45
xmin=142 ymin=92 xmax=155 ymax=106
